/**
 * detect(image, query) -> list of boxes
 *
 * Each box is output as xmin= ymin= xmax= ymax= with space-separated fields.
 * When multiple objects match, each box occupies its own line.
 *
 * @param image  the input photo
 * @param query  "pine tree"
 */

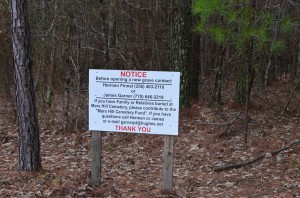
xmin=192 ymin=0 xmax=296 ymax=104
xmin=11 ymin=0 xmax=42 ymax=171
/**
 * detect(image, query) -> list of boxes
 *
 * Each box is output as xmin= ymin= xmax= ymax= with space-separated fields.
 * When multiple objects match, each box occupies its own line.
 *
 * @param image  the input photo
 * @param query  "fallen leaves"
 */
xmin=1 ymin=84 xmax=300 ymax=197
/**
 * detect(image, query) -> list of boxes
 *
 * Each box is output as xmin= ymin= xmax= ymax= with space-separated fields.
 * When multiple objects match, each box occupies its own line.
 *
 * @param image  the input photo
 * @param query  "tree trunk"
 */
xmin=45 ymin=0 xmax=58 ymax=108
xmin=63 ymin=24 xmax=71 ymax=131
xmin=11 ymin=0 xmax=42 ymax=171
xmin=105 ymin=0 xmax=116 ymax=68
xmin=295 ymin=1 xmax=300 ymax=80
xmin=235 ymin=0 xmax=256 ymax=105
xmin=264 ymin=1 xmax=283 ymax=85
xmin=169 ymin=0 xmax=192 ymax=108
xmin=210 ymin=45 xmax=226 ymax=106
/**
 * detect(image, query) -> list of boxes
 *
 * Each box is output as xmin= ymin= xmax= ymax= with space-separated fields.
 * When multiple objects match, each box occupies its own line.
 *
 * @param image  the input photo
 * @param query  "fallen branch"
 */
xmin=270 ymin=139 xmax=300 ymax=155
xmin=215 ymin=139 xmax=300 ymax=172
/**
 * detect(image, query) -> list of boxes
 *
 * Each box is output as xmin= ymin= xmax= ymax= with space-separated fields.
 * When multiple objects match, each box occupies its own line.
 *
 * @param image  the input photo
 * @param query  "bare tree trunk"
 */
xmin=296 ymin=1 xmax=300 ymax=80
xmin=45 ymin=41 xmax=55 ymax=108
xmin=169 ymin=0 xmax=192 ymax=108
xmin=63 ymin=64 xmax=71 ymax=130
xmin=190 ymin=34 xmax=201 ymax=99
xmin=75 ymin=32 xmax=82 ymax=131
xmin=75 ymin=1 xmax=90 ymax=130
xmin=211 ymin=45 xmax=226 ymax=106
xmin=33 ymin=0 xmax=45 ymax=93
xmin=63 ymin=24 xmax=71 ymax=131
xmin=11 ymin=0 xmax=42 ymax=171
xmin=244 ymin=0 xmax=256 ymax=144
xmin=264 ymin=0 xmax=283 ymax=86
xmin=105 ymin=0 xmax=116 ymax=68
xmin=297 ymin=31 xmax=300 ymax=79
xmin=235 ymin=1 xmax=256 ymax=105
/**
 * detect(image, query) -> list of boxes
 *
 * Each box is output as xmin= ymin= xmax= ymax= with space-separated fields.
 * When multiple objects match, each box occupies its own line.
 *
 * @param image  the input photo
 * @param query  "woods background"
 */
xmin=1 ymin=0 xmax=300 ymax=196
xmin=0 ymin=0 xmax=299 ymax=130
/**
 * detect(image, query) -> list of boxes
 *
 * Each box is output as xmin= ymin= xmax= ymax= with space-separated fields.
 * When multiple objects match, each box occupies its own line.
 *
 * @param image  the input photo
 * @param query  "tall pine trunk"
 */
xmin=11 ymin=0 xmax=42 ymax=171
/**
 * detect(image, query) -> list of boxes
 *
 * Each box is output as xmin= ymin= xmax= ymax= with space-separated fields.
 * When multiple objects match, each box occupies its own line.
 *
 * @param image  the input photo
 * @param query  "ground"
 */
xmin=1 ymin=81 xmax=300 ymax=197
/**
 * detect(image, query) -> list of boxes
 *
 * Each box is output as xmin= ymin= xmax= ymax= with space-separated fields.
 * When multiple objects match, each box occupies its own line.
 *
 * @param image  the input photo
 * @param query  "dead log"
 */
xmin=215 ymin=139 xmax=300 ymax=172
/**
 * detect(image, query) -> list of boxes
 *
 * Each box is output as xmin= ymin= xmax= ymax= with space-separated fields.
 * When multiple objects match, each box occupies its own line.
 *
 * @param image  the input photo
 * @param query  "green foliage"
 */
xmin=194 ymin=20 xmax=205 ymax=32
xmin=222 ymin=10 xmax=239 ymax=24
xmin=260 ymin=11 xmax=275 ymax=29
xmin=193 ymin=0 xmax=269 ymax=48
xmin=192 ymin=0 xmax=295 ymax=105
xmin=192 ymin=0 xmax=294 ymax=54
xmin=192 ymin=0 xmax=226 ymax=33
xmin=209 ymin=26 xmax=230 ymax=45
xmin=192 ymin=0 xmax=220 ymax=18
xmin=270 ymin=40 xmax=286 ymax=54
xmin=280 ymin=15 xmax=296 ymax=33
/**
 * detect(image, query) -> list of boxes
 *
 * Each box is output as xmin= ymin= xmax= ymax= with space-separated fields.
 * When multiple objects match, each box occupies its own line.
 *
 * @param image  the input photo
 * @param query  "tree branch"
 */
xmin=215 ymin=139 xmax=300 ymax=172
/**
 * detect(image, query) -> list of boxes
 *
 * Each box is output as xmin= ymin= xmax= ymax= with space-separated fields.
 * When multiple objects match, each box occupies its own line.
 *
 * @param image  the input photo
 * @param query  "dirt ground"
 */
xmin=1 ymin=82 xmax=300 ymax=197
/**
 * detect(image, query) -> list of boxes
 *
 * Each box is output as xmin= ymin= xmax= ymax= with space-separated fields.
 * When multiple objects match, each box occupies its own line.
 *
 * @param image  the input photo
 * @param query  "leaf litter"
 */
xmin=1 ymin=84 xmax=300 ymax=197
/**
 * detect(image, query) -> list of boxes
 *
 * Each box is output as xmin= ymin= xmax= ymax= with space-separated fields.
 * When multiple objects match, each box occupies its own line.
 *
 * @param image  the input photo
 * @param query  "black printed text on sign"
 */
xmin=89 ymin=70 xmax=180 ymax=135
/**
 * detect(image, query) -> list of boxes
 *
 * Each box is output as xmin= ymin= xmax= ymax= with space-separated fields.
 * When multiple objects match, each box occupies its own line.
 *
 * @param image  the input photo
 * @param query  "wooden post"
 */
xmin=163 ymin=135 xmax=174 ymax=191
xmin=91 ymin=131 xmax=102 ymax=186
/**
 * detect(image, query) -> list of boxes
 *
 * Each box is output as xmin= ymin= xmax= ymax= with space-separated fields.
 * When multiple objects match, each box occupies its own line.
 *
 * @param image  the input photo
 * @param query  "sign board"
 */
xmin=89 ymin=69 xmax=180 ymax=135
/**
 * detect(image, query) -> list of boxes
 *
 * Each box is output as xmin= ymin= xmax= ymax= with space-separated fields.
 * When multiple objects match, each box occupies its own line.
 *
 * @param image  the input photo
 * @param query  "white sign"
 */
xmin=89 ymin=69 xmax=180 ymax=135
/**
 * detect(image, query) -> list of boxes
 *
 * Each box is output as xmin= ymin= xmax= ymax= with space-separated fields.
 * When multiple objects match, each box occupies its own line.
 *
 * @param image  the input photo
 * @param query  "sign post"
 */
xmin=91 ymin=131 xmax=101 ymax=186
xmin=163 ymin=135 xmax=174 ymax=191
xmin=89 ymin=69 xmax=180 ymax=189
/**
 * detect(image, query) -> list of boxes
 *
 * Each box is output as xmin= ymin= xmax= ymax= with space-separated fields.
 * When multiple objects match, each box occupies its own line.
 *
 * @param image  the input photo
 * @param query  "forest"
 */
xmin=1 ymin=0 xmax=300 ymax=197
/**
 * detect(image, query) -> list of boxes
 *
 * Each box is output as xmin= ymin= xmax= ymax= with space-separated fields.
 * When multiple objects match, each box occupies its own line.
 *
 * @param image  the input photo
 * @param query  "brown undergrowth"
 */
xmin=0 ymin=82 xmax=300 ymax=197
